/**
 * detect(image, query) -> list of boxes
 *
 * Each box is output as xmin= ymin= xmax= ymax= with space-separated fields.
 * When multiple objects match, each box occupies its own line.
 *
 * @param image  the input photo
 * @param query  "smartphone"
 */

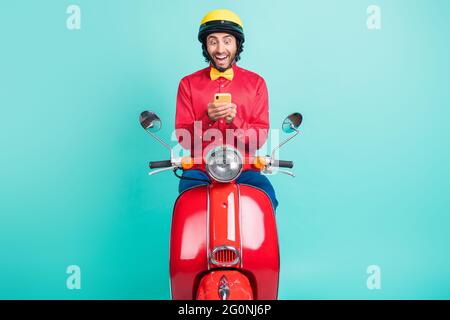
xmin=214 ymin=93 xmax=232 ymax=104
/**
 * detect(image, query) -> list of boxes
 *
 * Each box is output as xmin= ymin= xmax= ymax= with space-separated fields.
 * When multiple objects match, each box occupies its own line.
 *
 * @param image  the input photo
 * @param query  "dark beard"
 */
xmin=214 ymin=64 xmax=229 ymax=72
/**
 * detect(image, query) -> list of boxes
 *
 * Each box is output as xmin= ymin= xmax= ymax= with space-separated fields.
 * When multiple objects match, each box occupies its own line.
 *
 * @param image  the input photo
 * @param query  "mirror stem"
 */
xmin=146 ymin=130 xmax=174 ymax=158
xmin=270 ymin=124 xmax=300 ymax=159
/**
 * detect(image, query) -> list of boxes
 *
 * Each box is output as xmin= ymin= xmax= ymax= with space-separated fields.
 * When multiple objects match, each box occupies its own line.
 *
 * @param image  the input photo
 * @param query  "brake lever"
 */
xmin=277 ymin=169 xmax=296 ymax=177
xmin=148 ymin=166 xmax=178 ymax=176
xmin=261 ymin=165 xmax=295 ymax=177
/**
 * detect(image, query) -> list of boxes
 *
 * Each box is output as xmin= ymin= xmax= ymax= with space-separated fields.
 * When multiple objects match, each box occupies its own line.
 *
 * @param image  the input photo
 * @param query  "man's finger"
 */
xmin=213 ymin=103 xmax=232 ymax=110
xmin=212 ymin=110 xmax=229 ymax=117
xmin=211 ymin=107 xmax=231 ymax=114
xmin=225 ymin=109 xmax=236 ymax=116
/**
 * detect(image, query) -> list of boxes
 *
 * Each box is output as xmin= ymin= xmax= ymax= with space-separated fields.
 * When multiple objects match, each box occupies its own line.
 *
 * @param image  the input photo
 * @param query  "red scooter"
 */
xmin=139 ymin=111 xmax=302 ymax=300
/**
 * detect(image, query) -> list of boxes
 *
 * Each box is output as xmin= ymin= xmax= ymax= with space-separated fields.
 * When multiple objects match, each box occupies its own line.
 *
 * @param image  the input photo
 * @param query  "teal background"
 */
xmin=1 ymin=0 xmax=449 ymax=299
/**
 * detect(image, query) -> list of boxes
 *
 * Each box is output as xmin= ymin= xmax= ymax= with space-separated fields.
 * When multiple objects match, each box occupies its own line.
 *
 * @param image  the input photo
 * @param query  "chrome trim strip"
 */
xmin=206 ymin=185 xmax=210 ymax=270
xmin=237 ymin=184 xmax=243 ymax=268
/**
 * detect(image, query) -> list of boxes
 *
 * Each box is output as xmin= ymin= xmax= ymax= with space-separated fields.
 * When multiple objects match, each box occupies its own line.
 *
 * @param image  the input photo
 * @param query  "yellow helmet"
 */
xmin=198 ymin=9 xmax=245 ymax=43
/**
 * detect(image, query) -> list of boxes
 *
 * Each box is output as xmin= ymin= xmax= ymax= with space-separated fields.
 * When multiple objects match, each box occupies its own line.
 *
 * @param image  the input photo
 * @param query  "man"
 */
xmin=175 ymin=9 xmax=278 ymax=210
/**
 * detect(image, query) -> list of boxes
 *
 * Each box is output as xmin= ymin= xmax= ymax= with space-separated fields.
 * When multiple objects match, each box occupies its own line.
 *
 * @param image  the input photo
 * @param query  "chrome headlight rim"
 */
xmin=205 ymin=146 xmax=243 ymax=183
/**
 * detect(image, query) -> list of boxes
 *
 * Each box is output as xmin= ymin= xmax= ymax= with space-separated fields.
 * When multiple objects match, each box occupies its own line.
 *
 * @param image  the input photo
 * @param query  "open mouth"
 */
xmin=214 ymin=54 xmax=229 ymax=64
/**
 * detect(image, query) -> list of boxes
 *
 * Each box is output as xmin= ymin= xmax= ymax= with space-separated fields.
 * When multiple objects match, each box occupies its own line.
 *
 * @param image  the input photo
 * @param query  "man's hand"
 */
xmin=207 ymin=102 xmax=236 ymax=122
xmin=224 ymin=103 xmax=237 ymax=124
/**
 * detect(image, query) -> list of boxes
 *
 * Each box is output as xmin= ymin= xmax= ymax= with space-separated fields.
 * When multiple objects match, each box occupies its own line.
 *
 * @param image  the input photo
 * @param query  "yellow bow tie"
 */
xmin=210 ymin=67 xmax=234 ymax=81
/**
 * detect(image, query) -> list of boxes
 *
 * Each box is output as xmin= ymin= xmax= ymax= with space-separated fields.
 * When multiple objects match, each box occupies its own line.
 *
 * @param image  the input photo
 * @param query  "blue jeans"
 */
xmin=178 ymin=170 xmax=279 ymax=211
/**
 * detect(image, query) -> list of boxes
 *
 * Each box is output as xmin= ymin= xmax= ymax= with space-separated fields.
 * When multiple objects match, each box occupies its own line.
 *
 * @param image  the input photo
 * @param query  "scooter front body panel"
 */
xmin=239 ymin=184 xmax=280 ymax=300
xmin=170 ymin=182 xmax=279 ymax=300
xmin=170 ymin=186 xmax=208 ymax=299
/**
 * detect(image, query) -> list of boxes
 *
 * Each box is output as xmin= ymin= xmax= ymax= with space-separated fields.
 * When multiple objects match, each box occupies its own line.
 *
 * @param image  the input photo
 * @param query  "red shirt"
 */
xmin=175 ymin=64 xmax=269 ymax=158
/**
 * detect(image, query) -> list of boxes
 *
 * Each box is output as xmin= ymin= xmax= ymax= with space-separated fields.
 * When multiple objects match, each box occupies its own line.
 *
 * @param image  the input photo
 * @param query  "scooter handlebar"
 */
xmin=148 ymin=158 xmax=293 ymax=170
xmin=272 ymin=160 xmax=294 ymax=169
xmin=149 ymin=160 xmax=172 ymax=169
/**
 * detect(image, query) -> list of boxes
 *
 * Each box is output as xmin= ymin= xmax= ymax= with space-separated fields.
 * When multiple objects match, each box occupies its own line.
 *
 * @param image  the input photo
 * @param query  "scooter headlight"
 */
xmin=205 ymin=146 xmax=243 ymax=183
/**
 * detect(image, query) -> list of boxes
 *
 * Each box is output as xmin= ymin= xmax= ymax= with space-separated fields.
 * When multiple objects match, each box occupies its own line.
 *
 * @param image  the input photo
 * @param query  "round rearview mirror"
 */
xmin=282 ymin=112 xmax=303 ymax=134
xmin=139 ymin=111 xmax=162 ymax=133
